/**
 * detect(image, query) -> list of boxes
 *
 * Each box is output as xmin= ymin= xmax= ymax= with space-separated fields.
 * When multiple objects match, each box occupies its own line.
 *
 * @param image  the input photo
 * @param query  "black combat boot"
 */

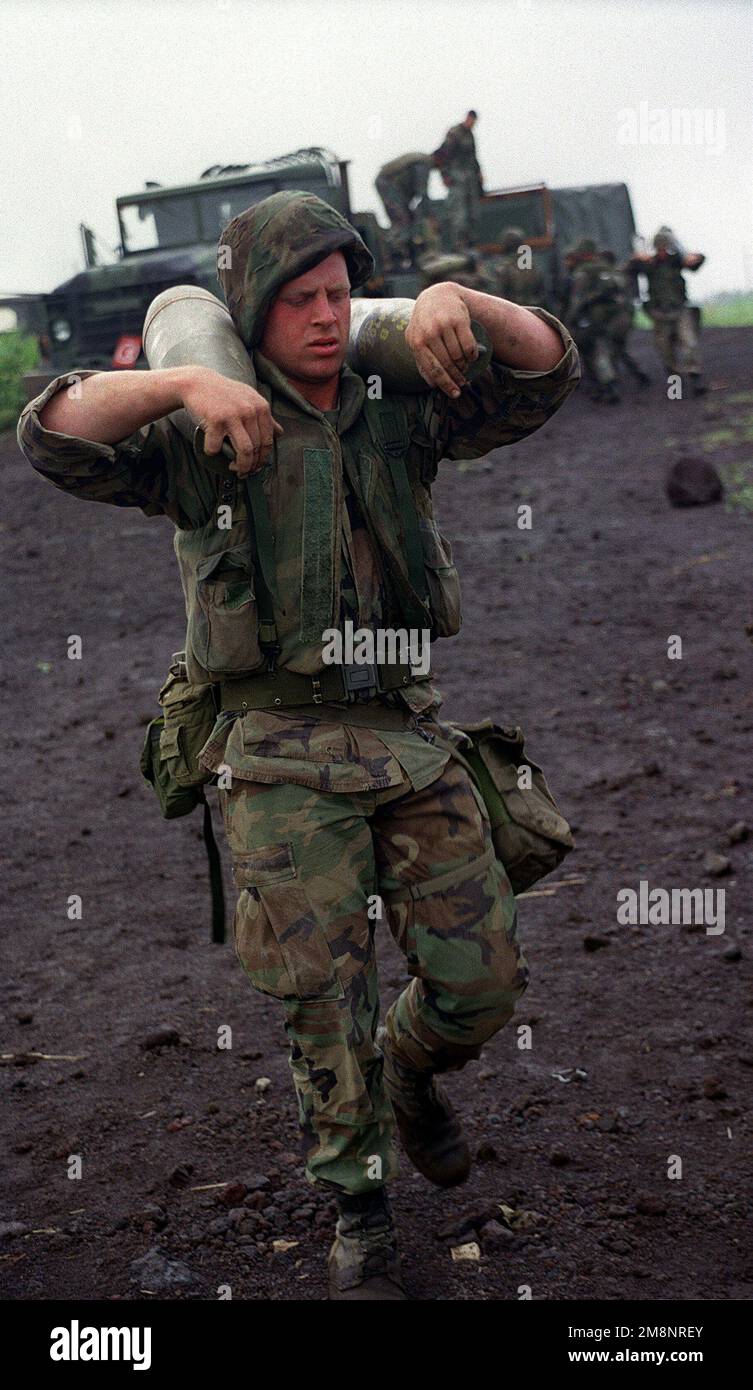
xmin=602 ymin=380 xmax=621 ymax=404
xmin=377 ymin=1025 xmax=471 ymax=1188
xmin=691 ymin=375 xmax=707 ymax=397
xmin=328 ymin=1189 xmax=407 ymax=1301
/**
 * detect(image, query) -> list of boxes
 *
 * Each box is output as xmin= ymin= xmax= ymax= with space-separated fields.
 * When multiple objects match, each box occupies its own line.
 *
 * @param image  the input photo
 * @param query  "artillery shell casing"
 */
xmin=143 ymin=286 xmax=256 ymax=472
xmin=347 ymin=296 xmax=492 ymax=393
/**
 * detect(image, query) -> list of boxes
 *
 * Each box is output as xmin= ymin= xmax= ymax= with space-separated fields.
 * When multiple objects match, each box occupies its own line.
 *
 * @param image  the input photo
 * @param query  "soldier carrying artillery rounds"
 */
xmin=18 ymin=190 xmax=579 ymax=1300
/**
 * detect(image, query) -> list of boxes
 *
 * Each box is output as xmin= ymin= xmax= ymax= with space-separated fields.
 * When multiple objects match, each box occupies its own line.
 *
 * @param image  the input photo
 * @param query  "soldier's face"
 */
xmin=259 ymin=252 xmax=351 ymax=384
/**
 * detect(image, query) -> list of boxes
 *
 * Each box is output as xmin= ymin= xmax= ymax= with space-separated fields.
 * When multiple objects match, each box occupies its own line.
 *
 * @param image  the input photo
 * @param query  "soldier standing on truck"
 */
xmin=433 ymin=110 xmax=484 ymax=250
xmin=17 ymin=190 xmax=579 ymax=1301
xmin=375 ymin=152 xmax=437 ymax=270
xmin=626 ymin=227 xmax=706 ymax=395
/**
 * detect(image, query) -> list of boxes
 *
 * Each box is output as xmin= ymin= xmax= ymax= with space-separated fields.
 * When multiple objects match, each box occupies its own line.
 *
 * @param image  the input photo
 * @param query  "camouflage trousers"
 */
xmin=580 ymin=330 xmax=618 ymax=386
xmin=375 ymin=169 xmax=429 ymax=257
xmin=445 ymin=172 xmax=481 ymax=249
xmin=218 ymin=753 xmax=528 ymax=1195
xmin=651 ymin=307 xmax=701 ymax=377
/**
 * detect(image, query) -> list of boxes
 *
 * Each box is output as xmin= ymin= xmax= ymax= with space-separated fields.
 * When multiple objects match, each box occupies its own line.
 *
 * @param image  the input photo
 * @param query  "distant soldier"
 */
xmin=375 ymin=152 xmax=435 ymax=269
xmin=556 ymin=247 xmax=578 ymax=324
xmin=417 ymin=248 xmax=496 ymax=295
xmin=412 ymin=210 xmax=443 ymax=263
xmin=488 ymin=226 xmax=546 ymax=307
xmin=562 ymin=238 xmax=623 ymax=404
xmin=600 ymin=249 xmax=650 ymax=387
xmin=626 ymin=227 xmax=706 ymax=394
xmin=433 ymin=110 xmax=484 ymax=250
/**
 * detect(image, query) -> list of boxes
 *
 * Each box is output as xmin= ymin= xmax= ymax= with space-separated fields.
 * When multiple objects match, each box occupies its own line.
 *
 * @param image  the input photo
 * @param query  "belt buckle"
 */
xmin=342 ymin=661 xmax=380 ymax=702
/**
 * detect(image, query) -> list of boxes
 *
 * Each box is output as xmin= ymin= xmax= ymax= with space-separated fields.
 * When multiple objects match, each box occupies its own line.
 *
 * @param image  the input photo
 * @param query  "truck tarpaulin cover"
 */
xmin=550 ymin=182 xmax=636 ymax=261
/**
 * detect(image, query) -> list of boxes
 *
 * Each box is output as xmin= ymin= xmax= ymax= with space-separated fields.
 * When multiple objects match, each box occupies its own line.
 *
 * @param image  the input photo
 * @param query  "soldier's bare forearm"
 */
xmin=456 ymin=287 xmax=564 ymax=371
xmin=38 ymin=366 xmax=194 ymax=444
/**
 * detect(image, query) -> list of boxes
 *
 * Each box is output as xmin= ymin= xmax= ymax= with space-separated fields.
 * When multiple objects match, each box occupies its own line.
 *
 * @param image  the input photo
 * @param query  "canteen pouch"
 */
xmin=139 ymin=651 xmax=217 ymax=819
xmin=139 ymin=717 xmax=205 ymax=819
xmin=139 ymin=652 xmax=226 ymax=944
xmin=446 ymin=719 xmax=574 ymax=893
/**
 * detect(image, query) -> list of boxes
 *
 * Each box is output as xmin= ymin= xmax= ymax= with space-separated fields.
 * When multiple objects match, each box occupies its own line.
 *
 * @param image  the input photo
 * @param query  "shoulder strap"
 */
xmin=200 ymin=792 xmax=226 ymax=943
xmin=243 ymin=471 xmax=281 ymax=670
xmin=362 ymin=397 xmax=429 ymax=614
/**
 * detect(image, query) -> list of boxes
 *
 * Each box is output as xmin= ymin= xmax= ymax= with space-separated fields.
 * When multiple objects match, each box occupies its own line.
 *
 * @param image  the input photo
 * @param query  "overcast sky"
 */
xmin=1 ymin=0 xmax=751 ymax=298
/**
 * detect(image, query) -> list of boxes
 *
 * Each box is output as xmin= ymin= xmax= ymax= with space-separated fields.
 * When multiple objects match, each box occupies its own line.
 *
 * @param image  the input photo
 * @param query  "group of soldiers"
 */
xmin=375 ymin=109 xmax=483 ymax=269
xmin=375 ymin=116 xmax=707 ymax=401
xmin=556 ymin=229 xmax=707 ymax=402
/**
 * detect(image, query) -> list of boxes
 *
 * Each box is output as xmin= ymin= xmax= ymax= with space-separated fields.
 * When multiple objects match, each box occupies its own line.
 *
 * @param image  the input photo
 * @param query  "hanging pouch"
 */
xmin=139 ymin=651 xmax=217 ymax=818
xmin=438 ymin=718 xmax=574 ymax=894
xmin=139 ymin=652 xmax=226 ymax=943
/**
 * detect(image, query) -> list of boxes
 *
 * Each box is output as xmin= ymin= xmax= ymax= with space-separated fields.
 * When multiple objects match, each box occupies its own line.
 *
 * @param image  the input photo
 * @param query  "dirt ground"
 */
xmin=2 ymin=327 xmax=752 ymax=1303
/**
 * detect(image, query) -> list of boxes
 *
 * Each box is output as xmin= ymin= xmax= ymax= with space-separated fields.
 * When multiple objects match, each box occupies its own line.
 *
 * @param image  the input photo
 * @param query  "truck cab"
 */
xmin=8 ymin=148 xmax=636 ymax=398
xmin=20 ymin=147 xmax=390 ymax=396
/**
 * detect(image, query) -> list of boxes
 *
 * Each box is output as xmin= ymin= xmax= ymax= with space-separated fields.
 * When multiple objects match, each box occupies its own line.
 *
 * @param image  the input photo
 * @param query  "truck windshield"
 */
xmin=118 ymin=181 xmax=277 ymax=252
xmin=198 ymin=183 xmax=277 ymax=239
xmin=119 ymin=197 xmax=201 ymax=252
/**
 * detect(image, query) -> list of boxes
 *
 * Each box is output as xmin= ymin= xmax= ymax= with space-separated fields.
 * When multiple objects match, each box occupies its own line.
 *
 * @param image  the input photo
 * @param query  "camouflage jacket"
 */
xmin=488 ymin=252 xmax=545 ymax=307
xmin=566 ymin=259 xmax=623 ymax=330
xmin=417 ymin=251 xmax=496 ymax=295
xmin=629 ymin=253 xmax=690 ymax=315
xmin=19 ymin=315 xmax=578 ymax=688
xmin=378 ymin=152 xmax=432 ymax=180
xmin=17 ymin=190 xmax=579 ymax=793
xmin=434 ymin=124 xmax=482 ymax=186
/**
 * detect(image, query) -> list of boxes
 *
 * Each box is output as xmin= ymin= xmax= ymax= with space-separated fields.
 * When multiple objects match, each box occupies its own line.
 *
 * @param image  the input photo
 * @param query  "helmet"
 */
xmin=500 ymin=225 xmax=525 ymax=253
xmin=653 ymin=226 xmax=677 ymax=251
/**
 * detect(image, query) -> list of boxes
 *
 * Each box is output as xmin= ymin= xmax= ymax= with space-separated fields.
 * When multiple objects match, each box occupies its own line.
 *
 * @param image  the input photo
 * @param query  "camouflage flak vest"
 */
xmin=174 ymin=387 xmax=461 ymax=686
xmin=646 ymin=258 xmax=688 ymax=315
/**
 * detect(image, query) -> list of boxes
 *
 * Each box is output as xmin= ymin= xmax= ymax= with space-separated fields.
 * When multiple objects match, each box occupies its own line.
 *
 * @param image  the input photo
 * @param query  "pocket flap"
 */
xmin=232 ymin=842 xmax=296 ymax=889
xmin=460 ymin=722 xmax=572 ymax=848
xmin=500 ymin=786 xmax=574 ymax=844
xmin=418 ymin=518 xmax=455 ymax=569
xmin=140 ymin=717 xmax=163 ymax=783
xmin=159 ymin=724 xmax=182 ymax=759
xmin=196 ymin=545 xmax=254 ymax=586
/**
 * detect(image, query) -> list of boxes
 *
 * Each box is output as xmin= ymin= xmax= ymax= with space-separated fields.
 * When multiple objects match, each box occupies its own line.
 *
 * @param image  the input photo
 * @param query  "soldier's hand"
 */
xmin=180 ymin=367 xmax=283 ymax=476
xmin=406 ymin=283 xmax=479 ymax=397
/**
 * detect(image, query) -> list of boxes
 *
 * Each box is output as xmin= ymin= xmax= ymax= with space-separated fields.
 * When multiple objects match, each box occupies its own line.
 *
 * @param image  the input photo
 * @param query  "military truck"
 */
xmin=473 ymin=179 xmax=636 ymax=301
xmin=5 ymin=146 xmax=635 ymax=396
xmin=12 ymin=149 xmax=386 ymax=396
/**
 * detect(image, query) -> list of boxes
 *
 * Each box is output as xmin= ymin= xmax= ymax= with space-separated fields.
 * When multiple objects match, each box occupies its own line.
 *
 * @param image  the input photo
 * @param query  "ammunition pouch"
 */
xmin=436 ymin=719 xmax=574 ymax=894
xmin=139 ymin=651 xmax=225 ymax=942
xmin=140 ymin=718 xmax=207 ymax=820
xmin=140 ymin=651 xmax=217 ymax=812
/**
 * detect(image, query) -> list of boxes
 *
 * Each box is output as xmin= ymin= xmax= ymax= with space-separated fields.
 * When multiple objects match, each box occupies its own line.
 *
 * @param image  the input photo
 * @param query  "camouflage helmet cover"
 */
xmin=500 ymin=225 xmax=525 ymax=253
xmin=217 ymin=190 xmax=375 ymax=347
xmin=653 ymin=225 xmax=676 ymax=249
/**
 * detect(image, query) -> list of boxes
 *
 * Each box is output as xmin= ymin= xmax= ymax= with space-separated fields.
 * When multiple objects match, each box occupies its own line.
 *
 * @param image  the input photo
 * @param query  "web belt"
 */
xmin=219 ymin=661 xmax=431 ymax=712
